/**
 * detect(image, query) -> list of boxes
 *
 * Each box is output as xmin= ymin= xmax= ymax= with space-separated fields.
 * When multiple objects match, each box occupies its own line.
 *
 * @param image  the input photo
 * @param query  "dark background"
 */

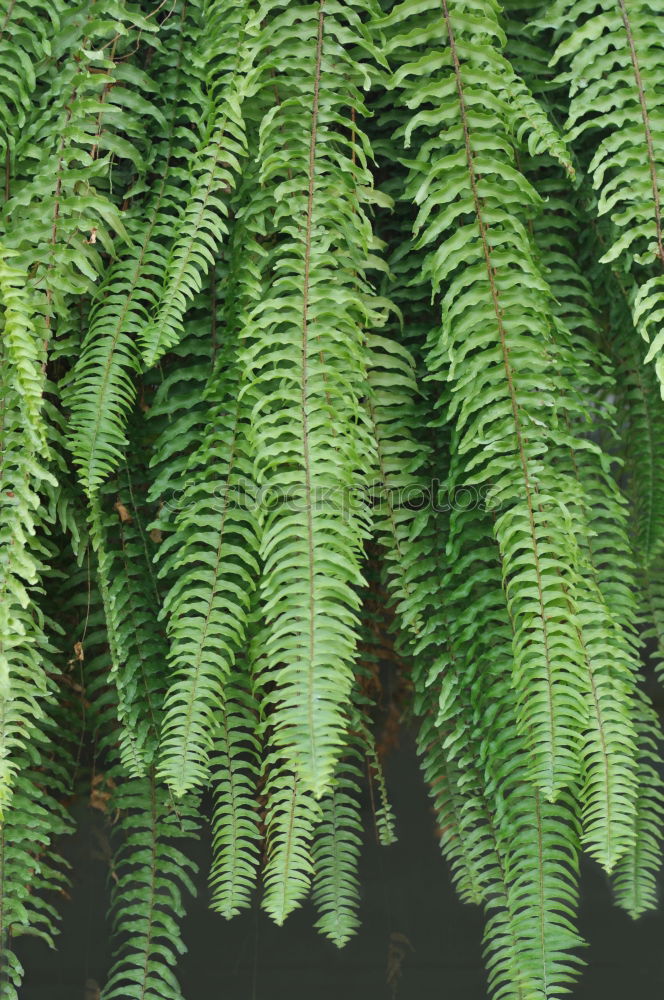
xmin=15 ymin=732 xmax=664 ymax=1000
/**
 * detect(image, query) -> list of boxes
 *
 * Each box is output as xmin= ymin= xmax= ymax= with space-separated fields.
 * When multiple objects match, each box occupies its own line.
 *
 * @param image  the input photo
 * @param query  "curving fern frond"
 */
xmin=1 ymin=2 xmax=156 ymax=328
xmin=503 ymin=75 xmax=574 ymax=177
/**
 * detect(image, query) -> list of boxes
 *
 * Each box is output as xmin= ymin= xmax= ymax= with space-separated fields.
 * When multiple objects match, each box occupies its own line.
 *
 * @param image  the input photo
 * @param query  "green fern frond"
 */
xmin=528 ymin=183 xmax=642 ymax=870
xmin=157 ymin=342 xmax=259 ymax=795
xmin=602 ymin=272 xmax=664 ymax=675
xmin=405 ymin=424 xmax=587 ymax=996
xmin=90 ymin=450 xmax=167 ymax=776
xmin=64 ymin=4 xmax=206 ymax=496
xmin=363 ymin=729 xmax=398 ymax=848
xmin=486 ymin=786 xmax=585 ymax=1000
xmin=366 ymin=332 xmax=430 ymax=638
xmin=0 ymin=0 xmax=64 ymax=152
xmin=1 ymin=3 xmax=154 ymax=322
xmin=240 ymin=0 xmax=385 ymax=797
xmin=209 ymin=666 xmax=262 ymax=919
xmin=153 ymin=196 xmax=260 ymax=791
xmin=146 ymin=318 xmax=217 ymax=549
xmin=56 ymin=541 xmax=198 ymax=1000
xmin=503 ymin=76 xmax=574 ymax=177
xmin=386 ymin=0 xmax=593 ymax=799
xmin=101 ymin=773 xmax=198 ymax=1000
xmin=0 ymin=247 xmax=48 ymax=449
xmin=614 ymin=334 xmax=664 ymax=568
xmin=312 ymin=747 xmax=363 ymax=947
xmin=611 ymin=690 xmax=664 ymax=919
xmin=65 ymin=254 xmax=146 ymax=497
xmin=261 ymin=751 xmax=320 ymax=925
xmin=0 ymin=706 xmax=73 ymax=1000
xmin=140 ymin=0 xmax=260 ymax=368
xmin=88 ymin=497 xmax=145 ymax=777
xmin=0 ymin=350 xmax=56 ymax=808
xmin=418 ymin=717 xmax=487 ymax=907
xmin=545 ymin=0 xmax=664 ymax=390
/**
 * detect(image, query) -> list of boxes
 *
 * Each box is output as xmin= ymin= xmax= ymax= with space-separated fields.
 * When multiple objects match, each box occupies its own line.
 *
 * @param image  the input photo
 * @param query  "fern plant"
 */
xmin=2 ymin=1 xmax=664 ymax=998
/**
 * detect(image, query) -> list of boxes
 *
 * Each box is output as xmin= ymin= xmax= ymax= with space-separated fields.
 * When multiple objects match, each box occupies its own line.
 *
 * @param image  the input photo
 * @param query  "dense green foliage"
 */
xmin=1 ymin=1 xmax=664 ymax=997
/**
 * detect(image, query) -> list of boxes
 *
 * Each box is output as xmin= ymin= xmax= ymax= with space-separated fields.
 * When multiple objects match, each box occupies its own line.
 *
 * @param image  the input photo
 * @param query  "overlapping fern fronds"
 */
xmin=1 ymin=1 xmax=664 ymax=998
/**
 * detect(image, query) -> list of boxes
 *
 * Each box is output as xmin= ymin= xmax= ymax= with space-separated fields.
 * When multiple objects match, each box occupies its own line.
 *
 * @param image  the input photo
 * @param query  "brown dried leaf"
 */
xmin=114 ymin=501 xmax=132 ymax=523
xmin=90 ymin=773 xmax=116 ymax=813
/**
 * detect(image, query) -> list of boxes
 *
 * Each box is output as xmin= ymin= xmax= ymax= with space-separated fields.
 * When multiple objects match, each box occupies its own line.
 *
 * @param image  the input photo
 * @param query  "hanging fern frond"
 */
xmin=0 ymin=708 xmax=73 ymax=1000
xmin=602 ymin=269 xmax=664 ymax=676
xmin=312 ymin=746 xmax=364 ymax=948
xmin=209 ymin=665 xmax=262 ymax=919
xmin=611 ymin=690 xmax=664 ymax=920
xmin=0 ymin=247 xmax=48 ymax=448
xmin=90 ymin=451 xmax=167 ymax=777
xmin=366 ymin=332 xmax=430 ymax=639
xmin=64 ymin=2 xmax=206 ymax=497
xmin=0 ymin=341 xmax=55 ymax=808
xmin=528 ymin=181 xmax=642 ymax=871
xmin=261 ymin=750 xmax=320 ymax=925
xmin=101 ymin=772 xmax=198 ymax=1000
xmin=157 ymin=271 xmax=260 ymax=794
xmin=544 ymin=0 xmax=664 ymax=390
xmin=412 ymin=478 xmax=586 ymax=996
xmin=153 ymin=186 xmax=262 ymax=793
xmin=362 ymin=725 xmax=398 ymax=848
xmin=140 ymin=0 xmax=261 ymax=368
xmin=385 ymin=0 xmax=599 ymax=800
xmin=146 ymin=319 xmax=218 ymax=551
xmin=418 ymin=718 xmax=487 ymax=908
xmin=239 ymin=0 xmax=385 ymax=797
